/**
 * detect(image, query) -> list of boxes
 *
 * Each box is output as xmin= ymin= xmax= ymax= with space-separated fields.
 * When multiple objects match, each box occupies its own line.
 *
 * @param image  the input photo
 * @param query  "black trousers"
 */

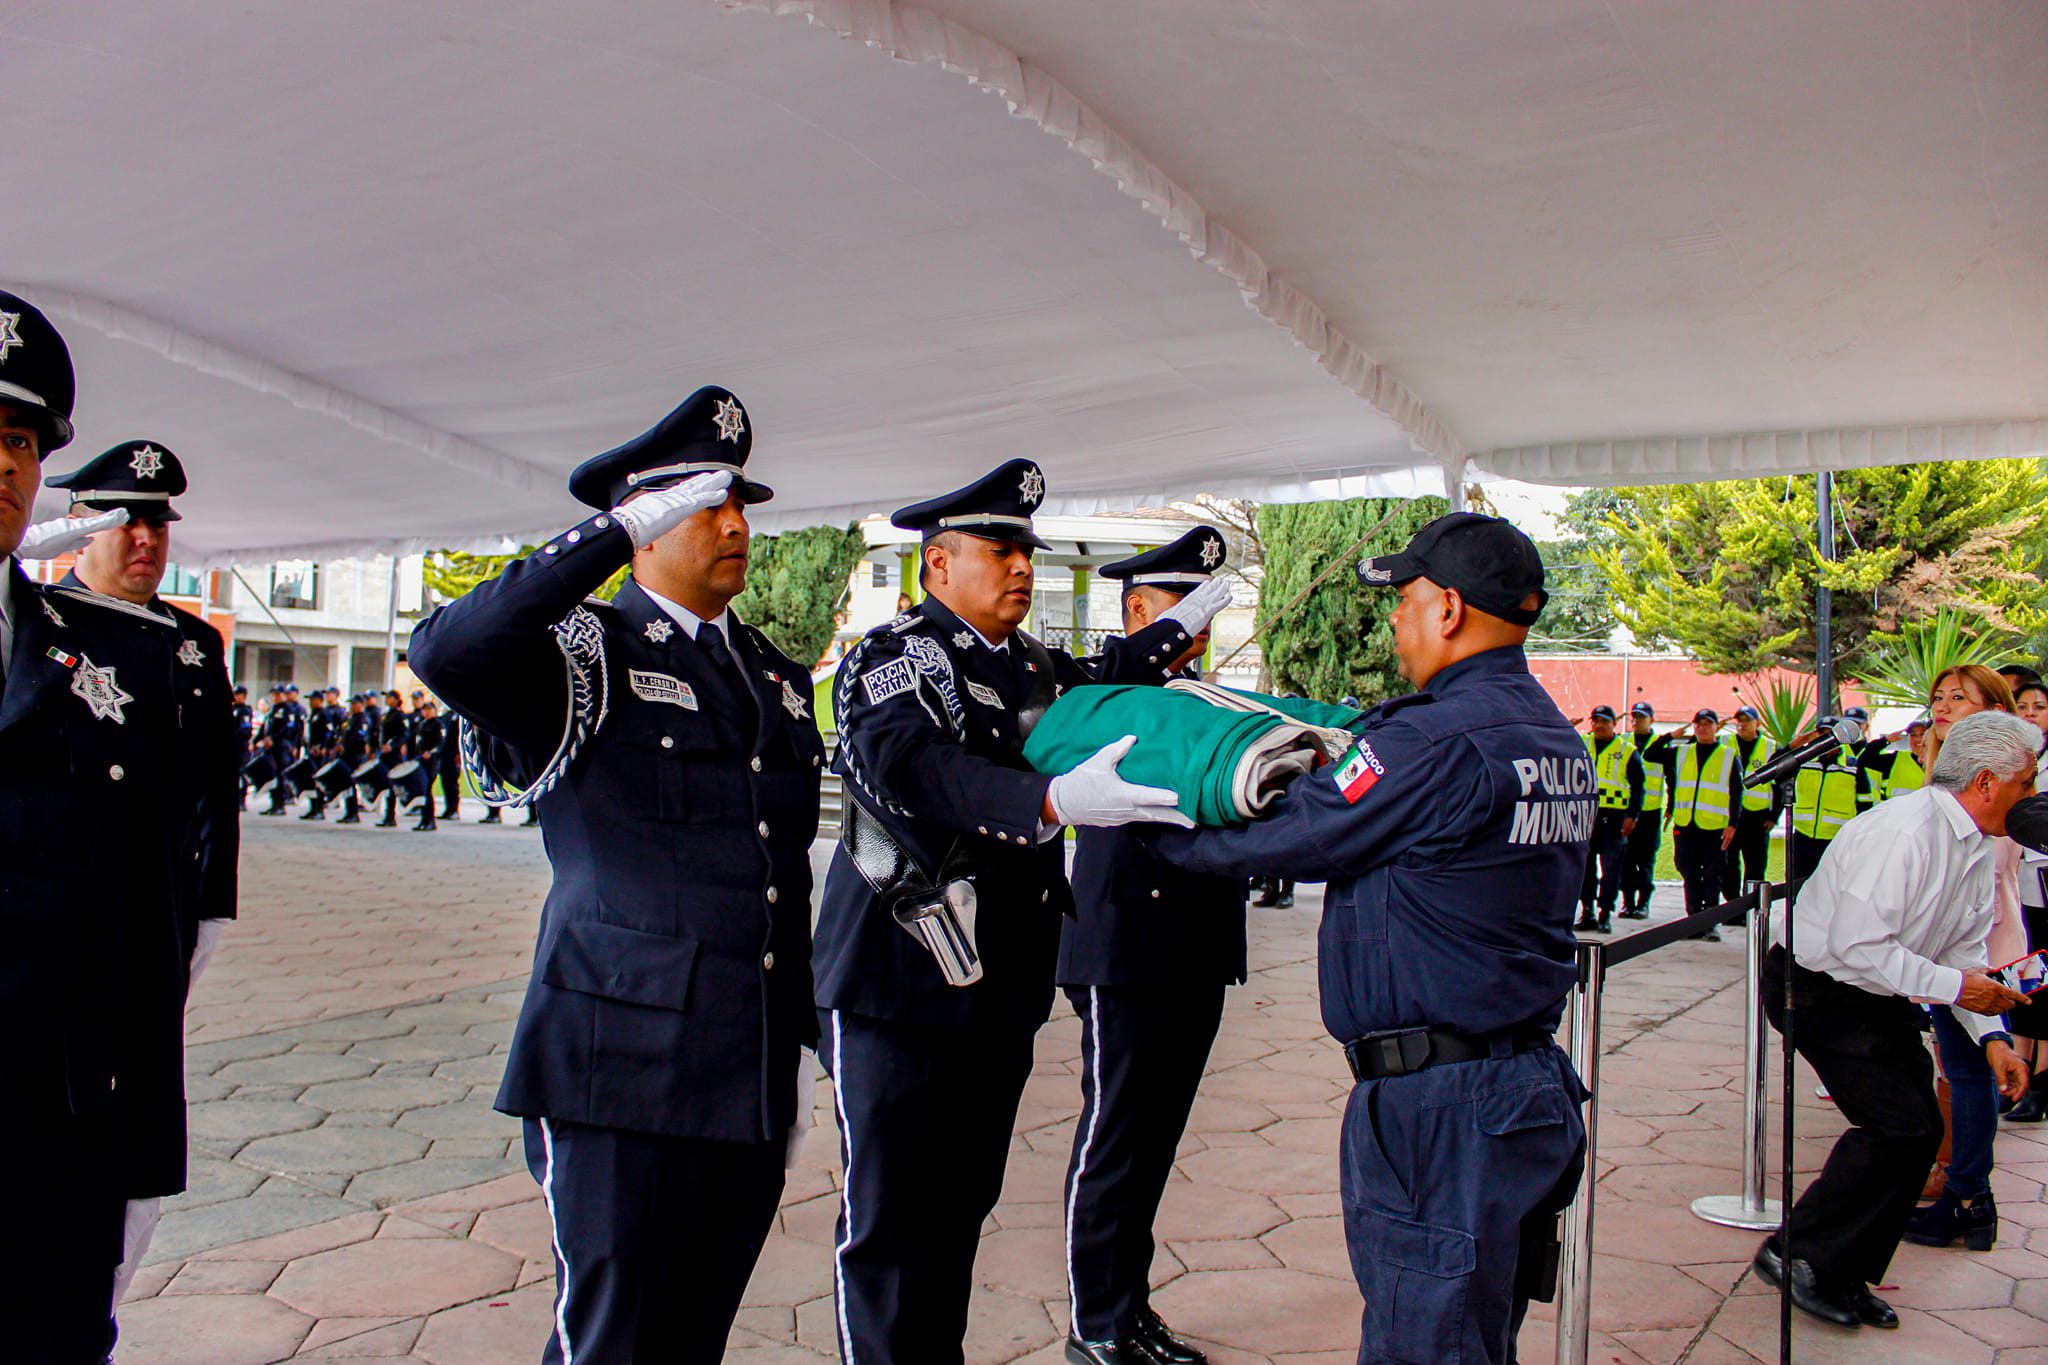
xmin=1670 ymin=824 xmax=1726 ymax=917
xmin=521 ymin=1117 xmax=785 ymax=1365
xmin=1762 ymin=949 xmax=1942 ymax=1289
xmin=4 ymin=1109 xmax=125 ymax=1365
xmin=1579 ymin=812 xmax=1628 ymax=913
xmin=1063 ymin=982 xmax=1226 ymax=1339
xmin=1790 ymin=831 xmax=1832 ymax=883
xmin=1623 ymin=816 xmax=1663 ymax=911
xmin=1722 ymin=810 xmax=1773 ymax=902
xmin=821 ymin=1006 xmax=1042 ymax=1364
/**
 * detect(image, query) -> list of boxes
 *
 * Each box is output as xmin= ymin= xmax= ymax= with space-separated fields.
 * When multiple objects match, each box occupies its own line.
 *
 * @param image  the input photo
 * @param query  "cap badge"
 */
xmin=129 ymin=445 xmax=165 ymax=480
xmin=712 ymin=397 xmax=746 ymax=444
xmin=176 ymin=638 xmax=206 ymax=668
xmin=643 ymin=619 xmax=674 ymax=644
xmin=71 ymin=656 xmax=133 ymax=723
xmin=1199 ymin=536 xmax=1223 ymax=568
xmin=1358 ymin=558 xmax=1393 ymax=584
xmin=1018 ymin=466 xmax=1045 ymax=506
xmin=0 ymin=311 xmax=21 ymax=362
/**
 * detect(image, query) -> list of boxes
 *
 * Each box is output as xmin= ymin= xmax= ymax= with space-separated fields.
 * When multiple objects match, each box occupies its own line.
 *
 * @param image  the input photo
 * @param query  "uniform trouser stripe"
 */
xmin=829 ymin=1010 xmax=858 ymax=1365
xmin=1065 ymin=987 xmax=1105 ymax=1334
xmin=537 ymin=1118 xmax=576 ymax=1365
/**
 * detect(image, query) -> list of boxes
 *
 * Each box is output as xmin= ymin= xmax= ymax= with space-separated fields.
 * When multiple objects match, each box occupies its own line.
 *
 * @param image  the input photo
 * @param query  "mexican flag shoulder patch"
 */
xmin=1332 ymin=740 xmax=1385 ymax=803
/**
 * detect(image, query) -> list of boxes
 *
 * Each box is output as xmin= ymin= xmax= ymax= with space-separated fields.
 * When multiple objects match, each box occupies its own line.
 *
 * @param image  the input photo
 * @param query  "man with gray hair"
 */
xmin=1754 ymin=710 xmax=2035 ymax=1329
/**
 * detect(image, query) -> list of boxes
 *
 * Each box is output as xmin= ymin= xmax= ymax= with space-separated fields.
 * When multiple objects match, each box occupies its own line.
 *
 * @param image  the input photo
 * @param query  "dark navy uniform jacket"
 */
xmin=1059 ymin=662 xmax=1248 ymax=990
xmin=816 ymin=596 xmax=1198 ymax=1030
xmin=264 ymin=695 xmax=303 ymax=760
xmin=341 ymin=710 xmax=374 ymax=765
xmin=1150 ymin=646 xmax=1588 ymax=1041
xmin=408 ymin=513 xmax=824 ymax=1144
xmin=2 ymin=566 xmax=192 ymax=1196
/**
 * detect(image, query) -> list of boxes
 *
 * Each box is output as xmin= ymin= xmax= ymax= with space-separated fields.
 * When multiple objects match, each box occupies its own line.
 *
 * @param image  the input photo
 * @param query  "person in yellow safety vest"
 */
xmin=1621 ymin=702 xmax=1677 ymax=920
xmin=1575 ymin=705 xmax=1646 ymax=935
xmin=1722 ymin=705 xmax=1783 ymax=904
xmin=1789 ymin=712 xmax=1870 ymax=882
xmin=1665 ymin=708 xmax=1743 ymax=940
xmin=1859 ymin=717 xmax=1928 ymax=799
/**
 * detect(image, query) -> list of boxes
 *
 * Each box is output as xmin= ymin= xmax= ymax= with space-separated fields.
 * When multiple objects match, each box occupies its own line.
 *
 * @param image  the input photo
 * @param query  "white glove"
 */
xmin=785 ymin=1046 xmax=819 ymax=1169
xmin=610 ymin=471 xmax=734 ymax=549
xmin=189 ymin=918 xmax=227 ymax=986
xmin=16 ymin=507 xmax=129 ymax=560
xmin=1046 ymin=735 xmax=1194 ymax=829
xmin=1158 ymin=576 xmax=1233 ymax=635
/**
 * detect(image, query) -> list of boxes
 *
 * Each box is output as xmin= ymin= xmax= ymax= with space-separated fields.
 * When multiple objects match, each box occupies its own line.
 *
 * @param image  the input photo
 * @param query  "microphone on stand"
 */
xmin=1738 ymin=715 xmax=1864 ymax=791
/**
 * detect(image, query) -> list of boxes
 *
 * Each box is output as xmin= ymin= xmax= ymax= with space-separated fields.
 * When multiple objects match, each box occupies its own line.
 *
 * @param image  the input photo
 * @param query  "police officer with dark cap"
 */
xmin=1144 ymin=511 xmax=1591 ymax=1365
xmin=374 ymin=688 xmax=411 ymax=826
xmin=1619 ymin=701 xmax=1674 ymax=918
xmin=1575 ymin=704 xmax=1644 ymax=935
xmin=435 ymin=691 xmax=465 ymax=822
xmin=338 ymin=693 xmax=374 ymax=824
xmin=816 ymin=459 xmax=1220 ymax=1364
xmin=408 ymin=699 xmax=445 ymax=832
xmin=1057 ymin=526 xmax=1243 ymax=1365
xmin=1723 ymin=705 xmax=1781 ymax=903
xmin=259 ymin=681 xmax=304 ymax=814
xmin=0 ymin=290 xmax=196 ymax=1361
xmin=409 ymin=385 xmax=824 ymax=1364
xmin=300 ymin=680 xmax=341 ymax=819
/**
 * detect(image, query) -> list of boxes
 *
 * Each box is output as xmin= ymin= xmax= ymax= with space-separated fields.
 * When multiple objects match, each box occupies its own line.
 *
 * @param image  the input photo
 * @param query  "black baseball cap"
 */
xmin=1356 ymin=512 xmax=1547 ymax=626
xmin=1733 ymin=705 xmax=1760 ymax=721
xmin=1692 ymin=708 xmax=1720 ymax=724
xmin=1589 ymin=705 xmax=1616 ymax=722
xmin=1842 ymin=706 xmax=1869 ymax=722
xmin=1630 ymin=702 xmax=1655 ymax=718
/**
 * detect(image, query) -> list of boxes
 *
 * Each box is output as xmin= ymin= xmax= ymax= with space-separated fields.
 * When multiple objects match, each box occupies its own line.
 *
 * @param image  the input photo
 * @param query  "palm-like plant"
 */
xmin=1849 ymin=608 xmax=2017 ymax=711
xmin=1739 ymin=675 xmax=1815 ymax=748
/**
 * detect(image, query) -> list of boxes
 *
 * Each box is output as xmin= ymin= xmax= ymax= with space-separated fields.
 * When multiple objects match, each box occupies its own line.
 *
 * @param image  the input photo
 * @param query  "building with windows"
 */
xmin=221 ymin=555 xmax=427 ymax=694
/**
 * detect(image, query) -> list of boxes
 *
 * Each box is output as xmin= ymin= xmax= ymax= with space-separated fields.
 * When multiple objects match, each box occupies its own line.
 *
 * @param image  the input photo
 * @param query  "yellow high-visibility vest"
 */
xmin=1737 ymin=736 xmax=1777 ymax=812
xmin=1793 ymin=762 xmax=1862 ymax=839
xmin=1629 ymin=731 xmax=1666 ymax=812
xmin=1672 ymin=739 xmax=1736 ymax=831
xmin=1587 ymin=736 xmax=1631 ymax=810
xmin=1884 ymin=751 xmax=1924 ymax=798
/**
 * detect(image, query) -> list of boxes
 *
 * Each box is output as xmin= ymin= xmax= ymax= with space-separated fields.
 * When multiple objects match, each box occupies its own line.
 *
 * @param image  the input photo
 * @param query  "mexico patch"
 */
xmin=629 ymin=669 xmax=698 ymax=710
xmin=1332 ymin=741 xmax=1384 ymax=803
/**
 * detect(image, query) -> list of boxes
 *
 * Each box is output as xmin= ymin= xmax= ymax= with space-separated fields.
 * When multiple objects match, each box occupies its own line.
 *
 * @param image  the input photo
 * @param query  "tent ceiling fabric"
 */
xmin=8 ymin=2 xmax=2043 ymax=562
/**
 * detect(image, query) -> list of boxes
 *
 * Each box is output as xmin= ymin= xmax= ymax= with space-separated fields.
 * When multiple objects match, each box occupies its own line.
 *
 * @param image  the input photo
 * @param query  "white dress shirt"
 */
xmin=1771 ymin=784 xmax=2002 ymax=1043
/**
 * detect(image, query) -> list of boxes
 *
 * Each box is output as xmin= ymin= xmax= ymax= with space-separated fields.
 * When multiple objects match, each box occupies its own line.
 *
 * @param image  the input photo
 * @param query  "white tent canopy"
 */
xmin=9 ymin=1 xmax=2044 ymax=562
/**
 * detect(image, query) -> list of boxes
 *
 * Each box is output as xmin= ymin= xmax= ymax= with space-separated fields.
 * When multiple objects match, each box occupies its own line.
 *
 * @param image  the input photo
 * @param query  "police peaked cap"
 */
xmin=0 ymin=289 xmax=76 ymax=451
xmin=1101 ymin=525 xmax=1228 ymax=594
xmin=1356 ymin=512 xmax=1547 ymax=625
xmin=47 ymin=440 xmax=188 ymax=520
xmin=568 ymin=385 xmax=772 ymax=511
xmin=891 ymin=458 xmax=1050 ymax=550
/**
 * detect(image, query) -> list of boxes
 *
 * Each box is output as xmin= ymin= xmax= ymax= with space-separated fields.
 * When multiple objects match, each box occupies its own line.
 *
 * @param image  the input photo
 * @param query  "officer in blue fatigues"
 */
xmin=0 ymin=291 xmax=194 ymax=1363
xmin=338 ymin=694 xmax=375 ymax=823
xmin=1058 ymin=527 xmax=1244 ymax=1365
xmin=409 ymin=386 xmax=822 ymax=1365
xmin=258 ymin=682 xmax=304 ymax=814
xmin=1147 ymin=513 xmax=1591 ymax=1365
xmin=817 ymin=460 xmax=1219 ymax=1365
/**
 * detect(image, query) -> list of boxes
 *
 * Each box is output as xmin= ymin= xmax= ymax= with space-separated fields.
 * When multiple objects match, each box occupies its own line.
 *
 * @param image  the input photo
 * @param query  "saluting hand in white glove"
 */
xmin=16 ymin=507 xmax=129 ymax=560
xmin=1157 ymin=575 xmax=1233 ymax=636
xmin=611 ymin=471 xmax=734 ymax=549
xmin=1045 ymin=734 xmax=1194 ymax=829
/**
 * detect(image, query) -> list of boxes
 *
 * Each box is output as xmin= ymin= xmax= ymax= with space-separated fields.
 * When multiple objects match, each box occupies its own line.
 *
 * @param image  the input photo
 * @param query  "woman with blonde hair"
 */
xmin=1908 ymin=664 xmax=2026 ymax=1248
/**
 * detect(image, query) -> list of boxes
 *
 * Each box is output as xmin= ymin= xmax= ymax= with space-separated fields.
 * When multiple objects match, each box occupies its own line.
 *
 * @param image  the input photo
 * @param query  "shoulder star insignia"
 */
xmin=643 ymin=619 xmax=674 ymax=644
xmin=0 ymin=310 xmax=21 ymax=362
xmin=41 ymin=597 xmax=65 ymax=628
xmin=176 ymin=638 xmax=206 ymax=668
xmin=130 ymin=445 xmax=166 ymax=480
xmin=1018 ymin=466 xmax=1045 ymax=506
xmin=71 ymin=656 xmax=133 ymax=723
xmin=1199 ymin=536 xmax=1223 ymax=568
xmin=713 ymin=397 xmax=746 ymax=444
xmin=953 ymin=631 xmax=975 ymax=649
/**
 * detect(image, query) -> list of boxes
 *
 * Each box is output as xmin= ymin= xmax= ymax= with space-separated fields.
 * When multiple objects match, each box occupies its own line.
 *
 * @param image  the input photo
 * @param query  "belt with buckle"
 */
xmin=1342 ymin=1025 xmax=1551 ymax=1082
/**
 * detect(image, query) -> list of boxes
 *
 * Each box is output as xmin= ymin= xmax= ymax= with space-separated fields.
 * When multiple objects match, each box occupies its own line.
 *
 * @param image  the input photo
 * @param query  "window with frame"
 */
xmin=270 ymin=561 xmax=318 ymax=610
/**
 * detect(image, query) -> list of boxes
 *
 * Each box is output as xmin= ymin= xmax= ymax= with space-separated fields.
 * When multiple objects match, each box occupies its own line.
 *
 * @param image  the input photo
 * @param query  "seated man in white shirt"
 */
xmin=1758 ymin=710 xmax=2035 ymax=1330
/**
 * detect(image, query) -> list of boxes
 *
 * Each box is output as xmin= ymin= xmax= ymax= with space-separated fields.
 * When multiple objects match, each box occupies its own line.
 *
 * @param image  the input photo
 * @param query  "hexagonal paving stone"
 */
xmin=1149 ymin=1267 xmax=1361 ymax=1353
xmin=239 ymin=1125 xmax=429 ymax=1175
xmin=414 ymin=1281 xmax=555 ymax=1365
xmin=348 ymin=1032 xmax=496 ymax=1065
xmin=115 ymin=1291 xmax=313 ymax=1364
xmin=271 ymin=1237 xmax=520 ymax=1318
xmin=301 ymin=1075 xmax=468 ymax=1112
xmin=187 ymin=1099 xmax=326 ymax=1147
xmin=213 ymin=1052 xmax=379 ymax=1088
xmin=396 ymin=1100 xmax=522 ymax=1140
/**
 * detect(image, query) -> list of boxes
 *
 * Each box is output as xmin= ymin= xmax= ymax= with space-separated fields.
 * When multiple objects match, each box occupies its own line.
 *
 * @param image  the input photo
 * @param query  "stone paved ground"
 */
xmin=115 ymin=815 xmax=2048 ymax=1363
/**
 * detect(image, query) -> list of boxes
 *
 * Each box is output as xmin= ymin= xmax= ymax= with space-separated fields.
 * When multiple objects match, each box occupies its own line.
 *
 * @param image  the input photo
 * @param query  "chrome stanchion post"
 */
xmin=1555 ymin=938 xmax=1604 ymax=1365
xmin=1691 ymin=883 xmax=1785 ymax=1229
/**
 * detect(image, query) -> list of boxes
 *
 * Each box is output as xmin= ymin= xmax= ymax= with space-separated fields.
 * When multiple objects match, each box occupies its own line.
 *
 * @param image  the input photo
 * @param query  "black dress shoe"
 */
xmin=336 ymin=813 xmax=361 ymax=825
xmin=2005 ymin=1089 xmax=2046 ymax=1122
xmin=1066 ymin=1334 xmax=1161 ymax=1365
xmin=1573 ymin=910 xmax=1599 ymax=931
xmin=375 ymin=817 xmax=397 ymax=828
xmin=1271 ymin=893 xmax=1293 ymax=908
xmin=479 ymin=809 xmax=502 ymax=824
xmin=1751 ymin=1241 xmax=1859 ymax=1328
xmin=1619 ymin=906 xmax=1649 ymax=919
xmin=1844 ymin=1286 xmax=1898 ymax=1329
xmin=1134 ymin=1309 xmax=1206 ymax=1365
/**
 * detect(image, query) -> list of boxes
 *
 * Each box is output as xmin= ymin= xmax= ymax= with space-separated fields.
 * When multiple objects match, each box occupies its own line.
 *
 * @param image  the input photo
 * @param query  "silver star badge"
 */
xmin=71 ymin=656 xmax=133 ymax=723
xmin=41 ymin=597 xmax=64 ymax=628
xmin=643 ymin=619 xmax=674 ymax=644
xmin=1018 ymin=465 xmax=1045 ymax=506
xmin=781 ymin=679 xmax=809 ymax=720
xmin=1199 ymin=536 xmax=1223 ymax=568
xmin=953 ymin=631 xmax=975 ymax=649
xmin=130 ymin=445 xmax=166 ymax=480
xmin=176 ymin=638 xmax=206 ymax=668
xmin=713 ymin=397 xmax=746 ymax=444
xmin=0 ymin=311 xmax=21 ymax=362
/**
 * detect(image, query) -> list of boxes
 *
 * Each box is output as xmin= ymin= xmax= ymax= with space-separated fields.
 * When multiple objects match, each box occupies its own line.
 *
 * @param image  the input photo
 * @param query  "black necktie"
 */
xmin=698 ymin=625 xmax=755 ymax=719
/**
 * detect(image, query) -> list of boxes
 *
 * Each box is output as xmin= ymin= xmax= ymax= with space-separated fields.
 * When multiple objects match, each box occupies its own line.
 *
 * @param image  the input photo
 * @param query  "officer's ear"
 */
xmin=1437 ymin=585 xmax=1467 ymax=636
xmin=921 ymin=539 xmax=948 ymax=588
xmin=1123 ymin=589 xmax=1151 ymax=632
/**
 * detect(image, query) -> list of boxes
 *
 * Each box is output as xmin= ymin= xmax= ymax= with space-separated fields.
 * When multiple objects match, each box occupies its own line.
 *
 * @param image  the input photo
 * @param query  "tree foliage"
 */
xmin=1255 ymin=496 xmax=1448 ymax=704
xmin=731 ymin=524 xmax=865 ymax=671
xmin=1590 ymin=460 xmax=2048 ymax=677
xmin=1850 ymin=607 xmax=2019 ymax=710
xmin=1529 ymin=489 xmax=1626 ymax=653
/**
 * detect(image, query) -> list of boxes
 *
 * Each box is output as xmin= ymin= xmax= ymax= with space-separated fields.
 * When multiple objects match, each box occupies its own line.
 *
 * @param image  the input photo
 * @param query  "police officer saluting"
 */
xmin=1575 ymin=705 xmax=1643 ymax=935
xmin=409 ymin=385 xmax=822 ymax=1364
xmin=816 ymin=459 xmax=1214 ymax=1364
xmin=1620 ymin=702 xmax=1674 ymax=919
xmin=1144 ymin=512 xmax=1591 ymax=1365
xmin=1723 ymin=705 xmax=1781 ymax=902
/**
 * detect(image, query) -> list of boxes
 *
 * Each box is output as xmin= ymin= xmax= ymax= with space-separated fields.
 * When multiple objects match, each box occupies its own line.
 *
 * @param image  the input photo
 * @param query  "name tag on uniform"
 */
xmin=965 ymin=680 xmax=1004 ymax=709
xmin=630 ymin=670 xmax=698 ymax=710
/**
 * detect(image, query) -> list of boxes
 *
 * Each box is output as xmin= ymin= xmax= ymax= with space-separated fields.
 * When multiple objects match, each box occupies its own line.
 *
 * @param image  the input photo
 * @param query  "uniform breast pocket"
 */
xmin=624 ymin=715 xmax=726 ymax=822
xmin=1325 ymin=883 xmax=1388 ymax=943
